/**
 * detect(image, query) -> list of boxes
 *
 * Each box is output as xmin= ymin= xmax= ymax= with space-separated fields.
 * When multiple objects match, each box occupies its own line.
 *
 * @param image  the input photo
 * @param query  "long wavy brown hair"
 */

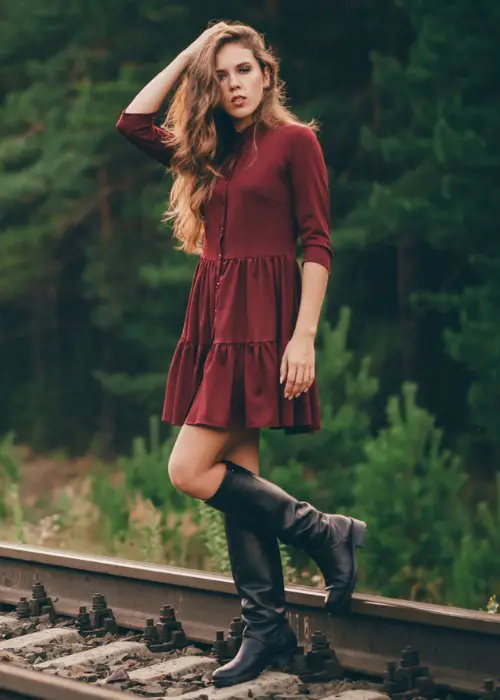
xmin=161 ymin=21 xmax=316 ymax=254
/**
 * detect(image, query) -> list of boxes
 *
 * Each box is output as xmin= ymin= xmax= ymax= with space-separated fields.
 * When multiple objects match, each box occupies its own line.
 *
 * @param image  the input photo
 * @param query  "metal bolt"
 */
xmin=401 ymin=645 xmax=420 ymax=667
xmin=16 ymin=596 xmax=31 ymax=619
xmin=311 ymin=631 xmax=328 ymax=651
xmin=31 ymin=582 xmax=47 ymax=599
xmin=92 ymin=593 xmax=107 ymax=610
xmin=143 ymin=618 xmax=158 ymax=642
xmin=385 ymin=660 xmax=396 ymax=681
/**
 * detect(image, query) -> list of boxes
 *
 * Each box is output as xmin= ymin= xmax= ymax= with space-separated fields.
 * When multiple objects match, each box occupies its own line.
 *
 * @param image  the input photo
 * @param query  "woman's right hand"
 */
xmin=183 ymin=22 xmax=230 ymax=61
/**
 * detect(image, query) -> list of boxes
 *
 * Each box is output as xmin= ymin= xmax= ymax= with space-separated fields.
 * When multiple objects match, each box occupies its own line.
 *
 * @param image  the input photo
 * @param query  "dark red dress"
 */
xmin=116 ymin=110 xmax=333 ymax=433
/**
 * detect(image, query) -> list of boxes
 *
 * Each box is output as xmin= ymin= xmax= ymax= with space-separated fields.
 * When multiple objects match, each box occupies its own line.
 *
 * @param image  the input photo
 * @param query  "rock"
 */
xmin=166 ymin=688 xmax=185 ymax=696
xmin=320 ymin=692 xmax=390 ymax=700
xmin=182 ymin=646 xmax=204 ymax=656
xmin=79 ymin=673 xmax=99 ymax=683
xmin=106 ymin=666 xmax=131 ymax=683
xmin=142 ymin=684 xmax=165 ymax=697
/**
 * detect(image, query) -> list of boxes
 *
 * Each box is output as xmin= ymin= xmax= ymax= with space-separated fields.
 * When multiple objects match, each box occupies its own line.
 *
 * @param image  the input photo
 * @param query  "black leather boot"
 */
xmin=211 ymin=467 xmax=297 ymax=688
xmin=205 ymin=460 xmax=366 ymax=616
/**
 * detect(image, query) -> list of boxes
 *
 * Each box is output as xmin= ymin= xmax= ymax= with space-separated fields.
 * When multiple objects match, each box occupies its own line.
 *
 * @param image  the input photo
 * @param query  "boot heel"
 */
xmin=351 ymin=518 xmax=367 ymax=548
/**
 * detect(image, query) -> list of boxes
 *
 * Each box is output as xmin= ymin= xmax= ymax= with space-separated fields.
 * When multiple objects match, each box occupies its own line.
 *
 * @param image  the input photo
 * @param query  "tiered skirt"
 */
xmin=162 ymin=255 xmax=321 ymax=434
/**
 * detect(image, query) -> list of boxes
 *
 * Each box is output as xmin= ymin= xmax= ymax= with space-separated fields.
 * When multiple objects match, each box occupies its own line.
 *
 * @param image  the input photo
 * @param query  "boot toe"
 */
xmin=212 ymin=628 xmax=297 ymax=688
xmin=211 ymin=637 xmax=269 ymax=688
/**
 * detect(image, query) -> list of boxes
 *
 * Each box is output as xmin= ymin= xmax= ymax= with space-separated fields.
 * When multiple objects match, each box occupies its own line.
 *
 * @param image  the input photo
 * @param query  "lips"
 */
xmin=231 ymin=96 xmax=247 ymax=106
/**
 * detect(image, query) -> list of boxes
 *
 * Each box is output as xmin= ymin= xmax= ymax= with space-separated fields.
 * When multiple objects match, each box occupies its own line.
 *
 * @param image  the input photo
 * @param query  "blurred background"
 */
xmin=1 ymin=0 xmax=499 ymax=613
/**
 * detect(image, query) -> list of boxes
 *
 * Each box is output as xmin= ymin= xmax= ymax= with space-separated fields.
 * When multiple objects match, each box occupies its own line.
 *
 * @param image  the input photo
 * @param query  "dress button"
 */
xmin=217 ymin=254 xmax=221 ymax=260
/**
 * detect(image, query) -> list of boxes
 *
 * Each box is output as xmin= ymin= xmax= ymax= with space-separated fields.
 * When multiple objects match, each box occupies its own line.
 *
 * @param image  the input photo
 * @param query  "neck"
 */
xmin=234 ymin=116 xmax=254 ymax=133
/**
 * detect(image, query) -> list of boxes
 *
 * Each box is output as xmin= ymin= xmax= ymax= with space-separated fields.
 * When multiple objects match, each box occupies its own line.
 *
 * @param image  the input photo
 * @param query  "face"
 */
xmin=215 ymin=42 xmax=270 ymax=132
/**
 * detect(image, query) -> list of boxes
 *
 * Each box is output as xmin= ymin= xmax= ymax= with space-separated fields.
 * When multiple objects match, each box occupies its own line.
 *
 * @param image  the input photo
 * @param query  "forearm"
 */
xmin=124 ymin=52 xmax=191 ymax=114
xmin=293 ymin=262 xmax=329 ymax=338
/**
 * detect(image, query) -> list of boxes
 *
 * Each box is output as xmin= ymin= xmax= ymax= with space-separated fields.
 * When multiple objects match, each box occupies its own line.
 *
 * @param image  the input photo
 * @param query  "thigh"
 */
xmin=168 ymin=424 xmax=257 ymax=485
xmin=224 ymin=429 xmax=260 ymax=475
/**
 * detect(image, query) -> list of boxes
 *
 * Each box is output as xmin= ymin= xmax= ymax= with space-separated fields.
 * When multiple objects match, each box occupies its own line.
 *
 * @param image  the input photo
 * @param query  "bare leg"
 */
xmin=224 ymin=430 xmax=260 ymax=475
xmin=167 ymin=424 xmax=259 ymax=499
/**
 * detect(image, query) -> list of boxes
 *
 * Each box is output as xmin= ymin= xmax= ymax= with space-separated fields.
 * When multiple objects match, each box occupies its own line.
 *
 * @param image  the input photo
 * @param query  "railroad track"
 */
xmin=0 ymin=542 xmax=498 ymax=700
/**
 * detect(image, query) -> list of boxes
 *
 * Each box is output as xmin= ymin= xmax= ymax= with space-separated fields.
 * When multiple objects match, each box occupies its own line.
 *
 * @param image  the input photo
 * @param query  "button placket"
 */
xmin=214 ymin=182 xmax=228 ymax=313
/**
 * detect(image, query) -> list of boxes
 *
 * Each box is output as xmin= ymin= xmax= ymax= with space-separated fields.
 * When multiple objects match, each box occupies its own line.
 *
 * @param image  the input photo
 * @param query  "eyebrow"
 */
xmin=215 ymin=61 xmax=251 ymax=73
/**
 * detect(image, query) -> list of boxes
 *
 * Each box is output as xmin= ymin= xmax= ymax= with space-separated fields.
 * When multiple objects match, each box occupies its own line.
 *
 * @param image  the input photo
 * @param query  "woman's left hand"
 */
xmin=280 ymin=332 xmax=315 ymax=399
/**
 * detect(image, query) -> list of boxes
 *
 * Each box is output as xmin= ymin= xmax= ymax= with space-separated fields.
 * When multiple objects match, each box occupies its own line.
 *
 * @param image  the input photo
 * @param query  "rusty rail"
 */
xmin=0 ymin=542 xmax=498 ymax=695
xmin=0 ymin=663 xmax=125 ymax=700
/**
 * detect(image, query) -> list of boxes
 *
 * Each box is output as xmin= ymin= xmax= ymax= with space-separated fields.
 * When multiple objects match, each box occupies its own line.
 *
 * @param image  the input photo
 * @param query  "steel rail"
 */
xmin=0 ymin=542 xmax=498 ymax=694
xmin=0 ymin=663 xmax=132 ymax=700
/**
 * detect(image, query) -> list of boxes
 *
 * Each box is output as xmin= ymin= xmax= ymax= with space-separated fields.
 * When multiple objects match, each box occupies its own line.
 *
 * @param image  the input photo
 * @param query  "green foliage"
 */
xmin=196 ymin=502 xmax=231 ymax=576
xmin=117 ymin=417 xmax=189 ymax=512
xmin=89 ymin=416 xmax=193 ymax=559
xmin=89 ymin=474 xmax=130 ymax=546
xmin=353 ymin=383 xmax=499 ymax=608
xmin=0 ymin=432 xmax=21 ymax=520
xmin=196 ymin=501 xmax=296 ymax=583
xmin=444 ymin=256 xmax=500 ymax=453
xmin=337 ymin=0 xmax=500 ymax=468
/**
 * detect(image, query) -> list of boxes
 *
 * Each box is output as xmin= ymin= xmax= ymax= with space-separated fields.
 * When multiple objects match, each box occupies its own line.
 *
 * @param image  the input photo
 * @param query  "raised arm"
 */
xmin=116 ymin=22 xmax=229 ymax=165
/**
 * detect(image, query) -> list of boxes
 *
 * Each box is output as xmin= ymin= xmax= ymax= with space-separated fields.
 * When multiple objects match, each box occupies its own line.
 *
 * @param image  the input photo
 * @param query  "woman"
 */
xmin=116 ymin=21 xmax=366 ymax=688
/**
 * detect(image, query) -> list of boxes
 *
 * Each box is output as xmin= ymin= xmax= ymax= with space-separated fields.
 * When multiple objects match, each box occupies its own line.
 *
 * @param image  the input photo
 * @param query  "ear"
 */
xmin=263 ymin=65 xmax=271 ymax=89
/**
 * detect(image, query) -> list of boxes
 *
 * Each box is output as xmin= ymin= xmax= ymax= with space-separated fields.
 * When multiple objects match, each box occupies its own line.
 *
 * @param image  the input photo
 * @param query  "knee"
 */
xmin=168 ymin=456 xmax=191 ymax=494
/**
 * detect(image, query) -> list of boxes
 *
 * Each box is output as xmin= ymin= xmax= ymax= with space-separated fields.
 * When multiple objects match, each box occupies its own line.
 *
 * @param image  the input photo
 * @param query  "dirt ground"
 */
xmin=15 ymin=445 xmax=108 ymax=509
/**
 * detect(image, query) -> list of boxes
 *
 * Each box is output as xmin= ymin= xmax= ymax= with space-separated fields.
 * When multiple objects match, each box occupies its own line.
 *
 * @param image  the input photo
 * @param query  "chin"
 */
xmin=228 ymin=104 xmax=255 ymax=120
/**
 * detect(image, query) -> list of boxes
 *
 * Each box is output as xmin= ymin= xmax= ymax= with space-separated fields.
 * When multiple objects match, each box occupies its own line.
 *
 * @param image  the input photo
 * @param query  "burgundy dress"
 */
xmin=116 ymin=110 xmax=333 ymax=434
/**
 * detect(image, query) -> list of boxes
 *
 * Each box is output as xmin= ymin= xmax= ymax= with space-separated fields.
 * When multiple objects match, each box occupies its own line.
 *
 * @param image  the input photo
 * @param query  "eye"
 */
xmin=239 ymin=66 xmax=251 ymax=73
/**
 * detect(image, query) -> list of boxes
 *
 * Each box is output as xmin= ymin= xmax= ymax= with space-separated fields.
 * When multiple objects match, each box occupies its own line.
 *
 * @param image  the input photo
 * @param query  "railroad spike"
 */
xmin=77 ymin=594 xmax=117 ymax=637
xmin=226 ymin=617 xmax=243 ymax=658
xmin=296 ymin=631 xmax=343 ymax=682
xmin=15 ymin=582 xmax=56 ymax=623
xmin=383 ymin=646 xmax=435 ymax=699
xmin=143 ymin=605 xmax=188 ymax=652
xmin=212 ymin=629 xmax=230 ymax=662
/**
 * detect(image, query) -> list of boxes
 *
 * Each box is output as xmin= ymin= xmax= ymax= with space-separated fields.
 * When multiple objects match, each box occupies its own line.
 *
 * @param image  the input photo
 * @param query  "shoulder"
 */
xmin=266 ymin=122 xmax=322 ymax=158
xmin=280 ymin=122 xmax=320 ymax=144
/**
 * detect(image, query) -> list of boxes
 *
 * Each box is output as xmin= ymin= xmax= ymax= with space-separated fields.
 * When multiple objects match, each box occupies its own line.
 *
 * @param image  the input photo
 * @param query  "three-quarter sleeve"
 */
xmin=287 ymin=126 xmax=333 ymax=273
xmin=115 ymin=110 xmax=175 ymax=166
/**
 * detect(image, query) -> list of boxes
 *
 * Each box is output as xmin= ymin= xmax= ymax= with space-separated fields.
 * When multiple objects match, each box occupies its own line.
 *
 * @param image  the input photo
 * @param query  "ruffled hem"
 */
xmin=162 ymin=339 xmax=321 ymax=434
xmin=161 ymin=254 xmax=322 ymax=434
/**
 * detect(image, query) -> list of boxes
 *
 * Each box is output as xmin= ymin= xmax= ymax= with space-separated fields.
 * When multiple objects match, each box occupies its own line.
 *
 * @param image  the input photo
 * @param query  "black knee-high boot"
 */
xmin=212 ymin=504 xmax=297 ymax=687
xmin=205 ymin=460 xmax=366 ymax=617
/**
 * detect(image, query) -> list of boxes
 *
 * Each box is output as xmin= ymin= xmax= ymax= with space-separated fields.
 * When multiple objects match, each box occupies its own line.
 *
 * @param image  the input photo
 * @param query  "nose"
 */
xmin=228 ymin=72 xmax=241 ymax=90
